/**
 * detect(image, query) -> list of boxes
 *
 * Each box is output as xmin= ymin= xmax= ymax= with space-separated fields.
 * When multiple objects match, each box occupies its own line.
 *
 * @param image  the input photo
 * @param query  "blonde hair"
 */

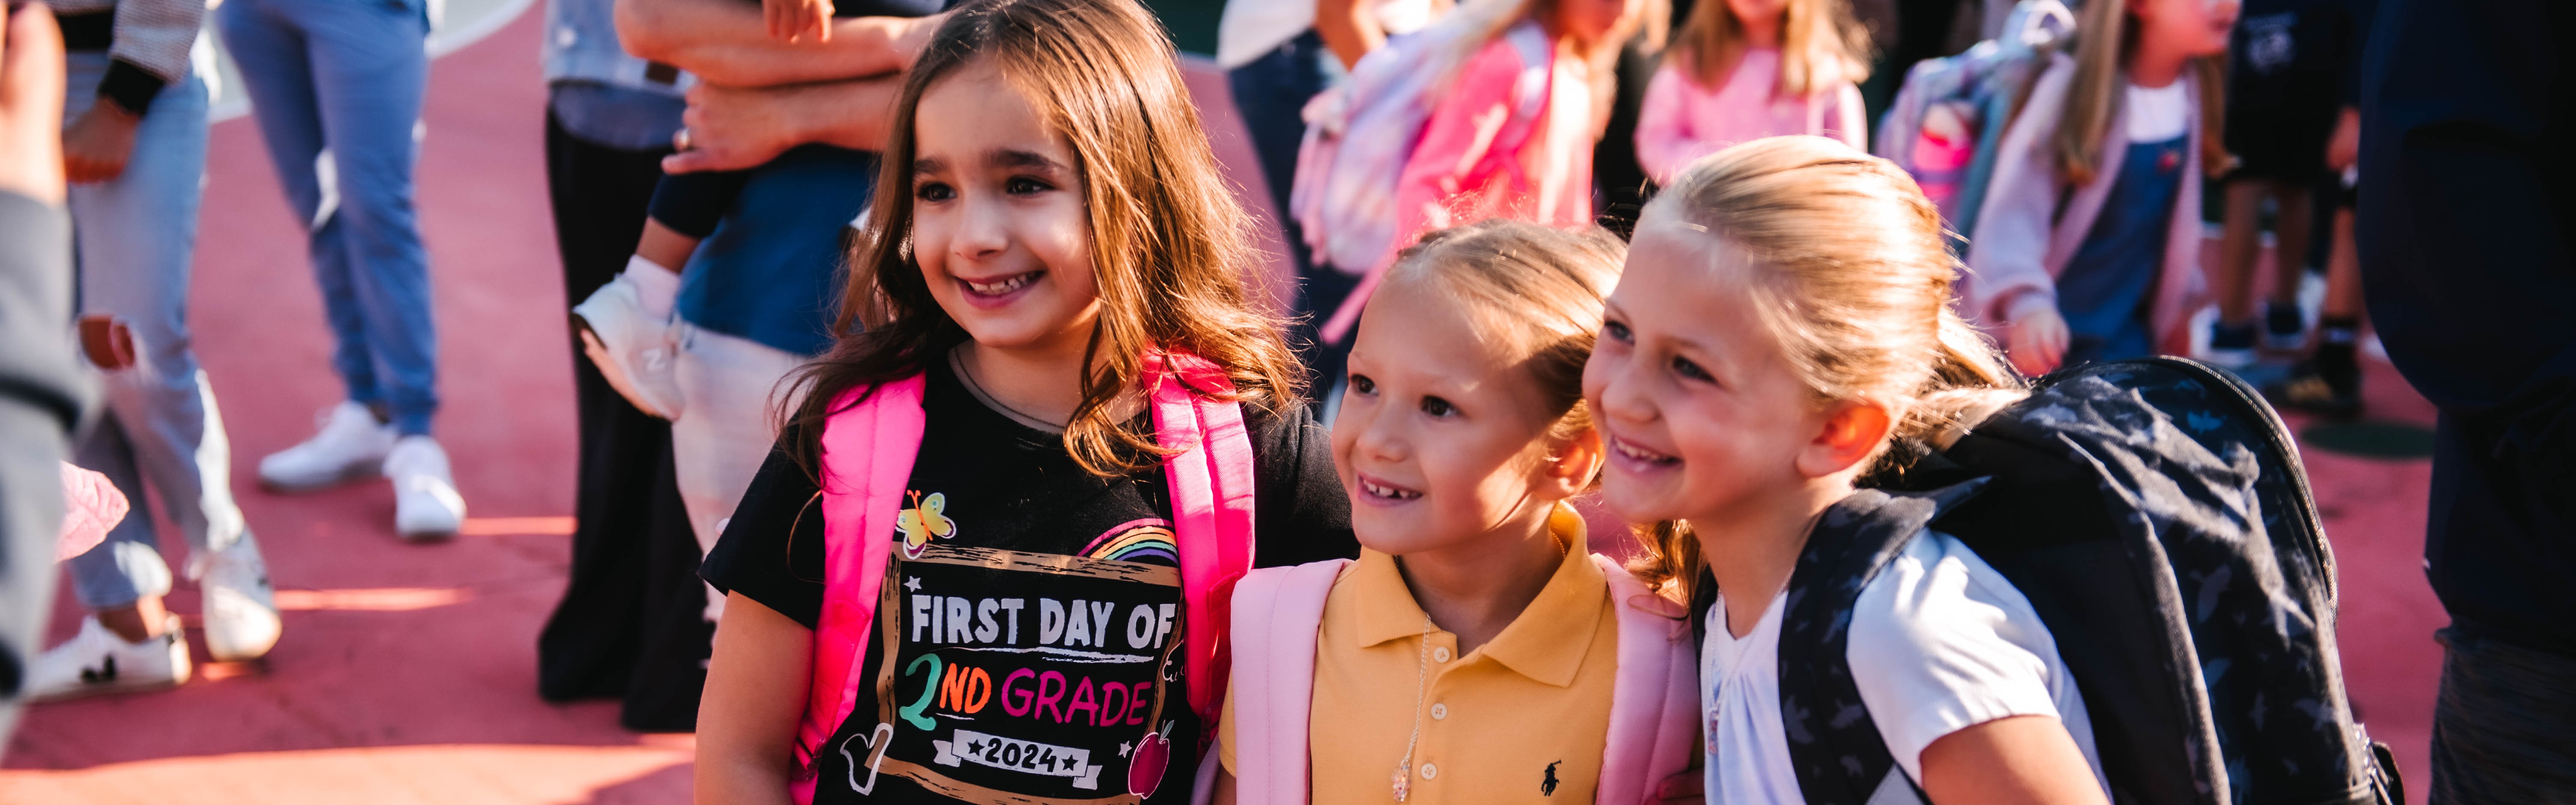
xmin=1625 ymin=136 xmax=2024 ymax=599
xmin=1669 ymin=0 xmax=1871 ymax=98
xmin=1380 ymin=220 xmax=1626 ymax=463
xmin=784 ymin=0 xmax=1301 ymax=478
xmin=2051 ymin=0 xmax=2230 ymax=185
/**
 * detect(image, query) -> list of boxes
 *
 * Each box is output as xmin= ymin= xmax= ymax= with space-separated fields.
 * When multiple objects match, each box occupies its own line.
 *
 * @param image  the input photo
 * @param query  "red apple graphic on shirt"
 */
xmin=1127 ymin=731 xmax=1172 ymax=797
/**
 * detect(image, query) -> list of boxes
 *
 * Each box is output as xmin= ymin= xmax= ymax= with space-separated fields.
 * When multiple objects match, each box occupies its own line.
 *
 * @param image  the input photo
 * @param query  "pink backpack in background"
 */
xmin=793 ymin=352 xmax=1258 ymax=804
xmin=1289 ymin=18 xmax=1555 ymax=302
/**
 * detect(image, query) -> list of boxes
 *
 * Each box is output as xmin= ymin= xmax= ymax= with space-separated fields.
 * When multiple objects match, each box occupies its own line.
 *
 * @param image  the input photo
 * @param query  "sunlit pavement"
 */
xmin=0 ymin=6 xmax=2441 ymax=802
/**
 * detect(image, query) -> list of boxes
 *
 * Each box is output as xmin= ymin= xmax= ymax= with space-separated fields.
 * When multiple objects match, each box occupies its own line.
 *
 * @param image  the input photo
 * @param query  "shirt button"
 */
xmin=555 ymin=27 xmax=577 ymax=47
xmin=1430 ymin=703 xmax=1448 ymax=720
xmin=1432 ymin=647 xmax=1452 ymax=662
xmin=1421 ymin=763 xmax=1438 ymax=780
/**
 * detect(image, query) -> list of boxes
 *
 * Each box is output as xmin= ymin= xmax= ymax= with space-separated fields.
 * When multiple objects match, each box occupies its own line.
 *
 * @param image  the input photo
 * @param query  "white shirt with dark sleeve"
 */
xmin=1698 ymin=529 xmax=2111 ymax=803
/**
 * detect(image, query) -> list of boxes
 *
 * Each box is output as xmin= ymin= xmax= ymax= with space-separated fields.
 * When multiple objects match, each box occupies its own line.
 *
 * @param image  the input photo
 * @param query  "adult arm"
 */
xmin=1315 ymin=0 xmax=1383 ymax=70
xmin=661 ymin=75 xmax=902 ymax=174
xmin=695 ymin=593 xmax=815 ymax=805
xmin=616 ymin=0 xmax=942 ymax=87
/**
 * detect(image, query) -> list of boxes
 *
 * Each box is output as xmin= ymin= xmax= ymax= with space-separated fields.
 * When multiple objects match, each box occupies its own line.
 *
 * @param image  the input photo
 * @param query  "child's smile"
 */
xmin=909 ymin=61 xmax=1100 ymax=354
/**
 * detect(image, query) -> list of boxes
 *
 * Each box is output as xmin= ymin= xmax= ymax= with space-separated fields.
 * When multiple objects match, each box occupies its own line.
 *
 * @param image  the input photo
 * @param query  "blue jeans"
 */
xmin=61 ymin=51 xmax=245 ymax=609
xmin=218 ymin=0 xmax=438 ymax=435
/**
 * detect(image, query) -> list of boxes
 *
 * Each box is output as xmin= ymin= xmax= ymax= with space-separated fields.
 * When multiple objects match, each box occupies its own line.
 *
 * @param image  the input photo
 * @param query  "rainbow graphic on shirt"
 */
xmin=1082 ymin=519 xmax=1179 ymax=565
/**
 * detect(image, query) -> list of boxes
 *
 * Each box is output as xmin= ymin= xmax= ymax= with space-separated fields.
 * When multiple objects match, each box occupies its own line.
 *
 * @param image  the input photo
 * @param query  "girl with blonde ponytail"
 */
xmin=1588 ymin=136 xmax=2110 ymax=804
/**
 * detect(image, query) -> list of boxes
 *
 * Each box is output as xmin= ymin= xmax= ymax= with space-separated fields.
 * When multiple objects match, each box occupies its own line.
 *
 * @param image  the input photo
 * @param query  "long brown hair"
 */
xmin=1623 ymin=136 xmax=2024 ymax=602
xmin=779 ymin=0 xmax=1301 ymax=478
xmin=2051 ymin=0 xmax=2229 ymax=185
xmin=1669 ymin=0 xmax=1871 ymax=97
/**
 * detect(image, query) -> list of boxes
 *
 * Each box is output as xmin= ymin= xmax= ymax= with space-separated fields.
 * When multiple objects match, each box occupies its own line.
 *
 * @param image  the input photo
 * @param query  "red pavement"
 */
xmin=0 ymin=7 xmax=2448 ymax=803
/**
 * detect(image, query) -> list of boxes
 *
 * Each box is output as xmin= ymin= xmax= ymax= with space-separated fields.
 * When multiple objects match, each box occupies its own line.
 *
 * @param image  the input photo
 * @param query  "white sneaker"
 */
xmin=198 ymin=533 xmax=281 ymax=662
xmin=28 ymin=614 xmax=190 ymax=701
xmin=385 ymin=435 xmax=465 ymax=541
xmin=572 ymin=261 xmax=686 ymax=420
xmin=258 ymin=402 xmax=397 ymax=492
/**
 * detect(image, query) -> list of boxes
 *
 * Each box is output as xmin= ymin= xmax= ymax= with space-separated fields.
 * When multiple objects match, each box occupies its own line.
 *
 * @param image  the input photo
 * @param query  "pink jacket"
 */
xmin=1962 ymin=55 xmax=2210 ymax=353
xmin=1320 ymin=23 xmax=1592 ymax=343
xmin=1222 ymin=556 xmax=1699 ymax=805
xmin=1632 ymin=48 xmax=1866 ymax=184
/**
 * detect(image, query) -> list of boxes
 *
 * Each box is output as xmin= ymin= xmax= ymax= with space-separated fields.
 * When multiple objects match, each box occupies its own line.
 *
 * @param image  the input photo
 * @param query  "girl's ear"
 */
xmin=1536 ymin=428 xmax=1609 ymax=501
xmin=1796 ymin=400 xmax=1891 ymax=479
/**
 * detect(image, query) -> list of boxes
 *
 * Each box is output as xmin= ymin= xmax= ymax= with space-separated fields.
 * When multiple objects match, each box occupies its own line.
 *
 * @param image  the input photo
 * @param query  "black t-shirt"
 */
xmin=701 ymin=357 xmax=1355 ymax=804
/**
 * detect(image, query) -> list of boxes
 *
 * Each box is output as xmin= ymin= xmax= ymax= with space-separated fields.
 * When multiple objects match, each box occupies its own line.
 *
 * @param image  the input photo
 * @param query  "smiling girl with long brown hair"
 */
xmin=691 ymin=1 xmax=1357 ymax=802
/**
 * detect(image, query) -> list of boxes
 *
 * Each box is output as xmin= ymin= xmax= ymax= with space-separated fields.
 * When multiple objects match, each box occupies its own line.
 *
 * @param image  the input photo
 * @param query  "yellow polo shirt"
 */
xmin=1221 ymin=508 xmax=1619 ymax=803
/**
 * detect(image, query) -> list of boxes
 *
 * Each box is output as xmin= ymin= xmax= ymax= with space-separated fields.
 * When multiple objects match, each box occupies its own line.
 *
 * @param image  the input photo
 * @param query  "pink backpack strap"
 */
xmin=1593 ymin=554 xmax=1701 ymax=805
xmin=1221 ymin=560 xmax=1350 ymax=805
xmin=1143 ymin=351 xmax=1259 ymax=737
xmin=795 ymin=375 xmax=929 ymax=804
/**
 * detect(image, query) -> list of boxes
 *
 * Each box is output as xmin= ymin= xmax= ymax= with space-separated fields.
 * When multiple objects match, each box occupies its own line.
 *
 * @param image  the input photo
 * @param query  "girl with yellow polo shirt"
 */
xmin=1209 ymin=221 xmax=1701 ymax=805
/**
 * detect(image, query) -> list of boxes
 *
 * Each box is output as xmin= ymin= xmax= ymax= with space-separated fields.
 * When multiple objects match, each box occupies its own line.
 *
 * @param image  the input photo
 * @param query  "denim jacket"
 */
xmin=543 ymin=0 xmax=688 ymax=149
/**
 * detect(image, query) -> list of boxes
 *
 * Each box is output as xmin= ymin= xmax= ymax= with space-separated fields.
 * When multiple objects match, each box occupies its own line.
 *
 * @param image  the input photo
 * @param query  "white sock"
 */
xmin=622 ymin=255 xmax=682 ymax=322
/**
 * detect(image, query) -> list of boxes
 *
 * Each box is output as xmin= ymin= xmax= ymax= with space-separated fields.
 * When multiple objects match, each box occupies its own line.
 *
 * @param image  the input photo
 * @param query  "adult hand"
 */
xmin=664 ymin=82 xmax=805 ymax=174
xmin=62 ymin=101 xmax=137 ymax=183
xmin=663 ymin=76 xmax=897 ymax=173
xmin=2326 ymin=107 xmax=2360 ymax=172
xmin=0 ymin=2 xmax=66 ymax=204
xmin=2003 ymin=302 xmax=2069 ymax=378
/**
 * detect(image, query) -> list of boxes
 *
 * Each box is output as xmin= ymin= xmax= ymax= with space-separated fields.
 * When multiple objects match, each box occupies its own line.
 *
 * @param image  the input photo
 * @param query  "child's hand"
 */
xmin=2003 ymin=303 xmax=2069 ymax=377
xmin=764 ymin=0 xmax=833 ymax=43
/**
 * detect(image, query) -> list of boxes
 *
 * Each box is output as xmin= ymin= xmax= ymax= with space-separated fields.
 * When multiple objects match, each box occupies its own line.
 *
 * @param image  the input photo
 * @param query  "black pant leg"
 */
xmin=2428 ymin=628 xmax=2576 ymax=803
xmin=537 ymin=109 xmax=680 ymax=702
xmin=621 ymin=444 xmax=714 ymax=731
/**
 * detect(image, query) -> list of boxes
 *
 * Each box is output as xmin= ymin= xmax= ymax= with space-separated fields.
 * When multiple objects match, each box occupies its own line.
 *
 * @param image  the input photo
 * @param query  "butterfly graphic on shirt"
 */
xmin=897 ymin=490 xmax=957 ymax=559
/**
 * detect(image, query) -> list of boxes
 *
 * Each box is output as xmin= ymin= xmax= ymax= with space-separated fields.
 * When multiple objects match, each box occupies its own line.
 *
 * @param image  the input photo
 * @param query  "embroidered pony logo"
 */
xmin=1541 ymin=760 xmax=1562 ymax=796
xmin=897 ymin=490 xmax=956 ymax=559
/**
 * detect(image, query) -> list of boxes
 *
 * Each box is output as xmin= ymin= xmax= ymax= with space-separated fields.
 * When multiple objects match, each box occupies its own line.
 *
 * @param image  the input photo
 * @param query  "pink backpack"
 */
xmin=796 ymin=352 xmax=1258 ymax=804
xmin=1223 ymin=555 xmax=1700 ymax=805
xmin=1290 ymin=18 xmax=1555 ymax=303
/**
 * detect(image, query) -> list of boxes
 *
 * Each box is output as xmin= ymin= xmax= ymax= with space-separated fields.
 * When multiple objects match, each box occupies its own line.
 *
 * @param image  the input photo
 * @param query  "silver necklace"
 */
xmin=1392 ymin=613 xmax=1434 ymax=802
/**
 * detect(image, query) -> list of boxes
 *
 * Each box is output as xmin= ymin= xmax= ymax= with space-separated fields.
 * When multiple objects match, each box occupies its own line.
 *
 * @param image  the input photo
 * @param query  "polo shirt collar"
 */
xmin=1348 ymin=505 xmax=1608 ymax=688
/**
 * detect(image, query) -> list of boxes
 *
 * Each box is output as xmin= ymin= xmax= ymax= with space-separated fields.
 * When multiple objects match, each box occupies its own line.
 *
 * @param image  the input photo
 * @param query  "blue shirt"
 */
xmin=676 ymin=146 xmax=877 ymax=357
xmin=2055 ymin=135 xmax=2185 ymax=367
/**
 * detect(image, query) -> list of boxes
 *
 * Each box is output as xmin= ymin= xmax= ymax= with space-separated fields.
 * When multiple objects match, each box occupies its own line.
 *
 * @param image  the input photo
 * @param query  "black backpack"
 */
xmin=1740 ymin=357 xmax=2405 ymax=805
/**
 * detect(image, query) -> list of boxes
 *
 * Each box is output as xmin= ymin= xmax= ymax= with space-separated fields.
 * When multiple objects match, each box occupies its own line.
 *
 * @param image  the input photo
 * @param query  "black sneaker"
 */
xmin=2264 ymin=301 xmax=2307 ymax=351
xmin=2266 ymin=360 xmax=2362 ymax=420
xmin=2208 ymin=320 xmax=2259 ymax=370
